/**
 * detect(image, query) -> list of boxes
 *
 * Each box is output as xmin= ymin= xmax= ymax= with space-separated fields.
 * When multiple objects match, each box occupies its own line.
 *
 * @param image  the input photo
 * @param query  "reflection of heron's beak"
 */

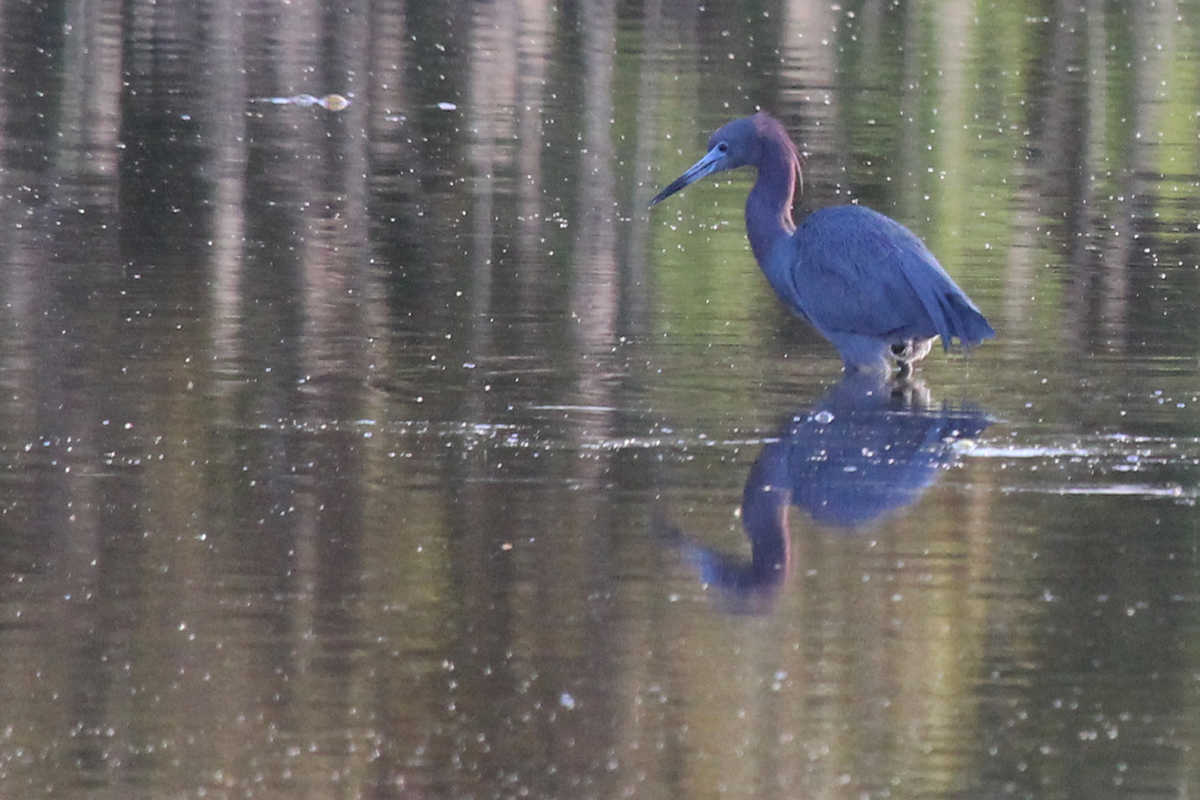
xmin=648 ymin=145 xmax=727 ymax=207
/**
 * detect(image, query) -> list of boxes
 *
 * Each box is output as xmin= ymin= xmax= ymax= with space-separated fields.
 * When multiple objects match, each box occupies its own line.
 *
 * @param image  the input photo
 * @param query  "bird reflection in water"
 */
xmin=664 ymin=372 xmax=990 ymax=614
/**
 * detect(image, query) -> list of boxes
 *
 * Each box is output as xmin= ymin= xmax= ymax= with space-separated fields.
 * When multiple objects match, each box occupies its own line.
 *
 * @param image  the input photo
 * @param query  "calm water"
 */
xmin=1 ymin=1 xmax=1199 ymax=798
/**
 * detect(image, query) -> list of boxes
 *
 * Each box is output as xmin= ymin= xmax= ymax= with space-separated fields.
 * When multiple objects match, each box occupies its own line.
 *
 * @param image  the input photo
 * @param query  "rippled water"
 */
xmin=1 ymin=1 xmax=1199 ymax=799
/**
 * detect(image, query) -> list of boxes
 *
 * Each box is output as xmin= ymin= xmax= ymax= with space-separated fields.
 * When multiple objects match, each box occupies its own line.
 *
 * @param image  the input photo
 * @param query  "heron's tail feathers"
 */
xmin=939 ymin=293 xmax=996 ymax=350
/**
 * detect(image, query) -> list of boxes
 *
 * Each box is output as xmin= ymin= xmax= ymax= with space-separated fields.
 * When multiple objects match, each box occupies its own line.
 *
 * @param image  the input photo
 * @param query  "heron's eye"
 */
xmin=717 ymin=142 xmax=728 ymax=153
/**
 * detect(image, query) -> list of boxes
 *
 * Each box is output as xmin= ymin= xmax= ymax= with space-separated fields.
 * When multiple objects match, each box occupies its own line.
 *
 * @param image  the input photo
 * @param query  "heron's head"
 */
xmin=649 ymin=112 xmax=801 ymax=207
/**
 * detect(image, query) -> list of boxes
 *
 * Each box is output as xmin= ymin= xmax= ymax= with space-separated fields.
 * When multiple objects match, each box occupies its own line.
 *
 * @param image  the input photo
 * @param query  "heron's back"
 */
xmin=777 ymin=205 xmax=994 ymax=349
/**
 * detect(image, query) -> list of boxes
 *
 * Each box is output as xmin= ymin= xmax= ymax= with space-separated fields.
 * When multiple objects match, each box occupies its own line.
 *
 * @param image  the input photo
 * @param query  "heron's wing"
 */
xmin=786 ymin=206 xmax=993 ymax=348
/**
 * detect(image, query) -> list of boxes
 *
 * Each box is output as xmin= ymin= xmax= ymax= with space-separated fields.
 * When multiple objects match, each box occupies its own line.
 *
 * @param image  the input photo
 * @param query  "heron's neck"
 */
xmin=742 ymin=444 xmax=792 ymax=582
xmin=745 ymin=143 xmax=799 ymax=270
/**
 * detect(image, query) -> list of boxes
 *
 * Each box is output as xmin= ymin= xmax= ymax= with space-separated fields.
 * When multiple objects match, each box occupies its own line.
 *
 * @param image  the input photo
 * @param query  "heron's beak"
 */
xmin=648 ymin=145 xmax=727 ymax=207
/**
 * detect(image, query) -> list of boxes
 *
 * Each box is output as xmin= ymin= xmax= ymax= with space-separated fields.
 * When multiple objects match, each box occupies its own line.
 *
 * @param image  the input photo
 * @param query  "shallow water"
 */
xmin=1 ymin=1 xmax=1199 ymax=799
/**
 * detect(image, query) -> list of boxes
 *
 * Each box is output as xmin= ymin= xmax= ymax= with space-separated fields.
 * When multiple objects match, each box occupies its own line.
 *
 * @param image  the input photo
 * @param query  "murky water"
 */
xmin=2 ymin=1 xmax=1199 ymax=798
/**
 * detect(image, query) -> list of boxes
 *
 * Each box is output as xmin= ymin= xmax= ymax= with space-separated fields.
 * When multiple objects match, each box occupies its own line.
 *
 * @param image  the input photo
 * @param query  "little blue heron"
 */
xmin=649 ymin=112 xmax=995 ymax=374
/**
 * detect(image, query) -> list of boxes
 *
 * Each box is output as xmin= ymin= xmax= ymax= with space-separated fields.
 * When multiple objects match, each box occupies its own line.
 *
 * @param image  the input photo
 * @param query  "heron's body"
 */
xmin=650 ymin=112 xmax=994 ymax=373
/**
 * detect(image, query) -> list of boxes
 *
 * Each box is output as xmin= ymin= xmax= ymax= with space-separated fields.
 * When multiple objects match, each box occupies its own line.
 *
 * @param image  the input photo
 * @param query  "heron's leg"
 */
xmin=825 ymin=332 xmax=893 ymax=374
xmin=890 ymin=337 xmax=936 ymax=376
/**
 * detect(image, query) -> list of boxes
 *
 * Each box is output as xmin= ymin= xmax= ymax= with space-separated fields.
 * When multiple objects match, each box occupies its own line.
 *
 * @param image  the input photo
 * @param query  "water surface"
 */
xmin=1 ymin=1 xmax=1199 ymax=799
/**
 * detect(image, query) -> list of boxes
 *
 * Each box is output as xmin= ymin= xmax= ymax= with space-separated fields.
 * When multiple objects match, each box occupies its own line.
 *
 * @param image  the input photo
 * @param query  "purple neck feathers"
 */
xmin=744 ymin=133 xmax=799 ymax=271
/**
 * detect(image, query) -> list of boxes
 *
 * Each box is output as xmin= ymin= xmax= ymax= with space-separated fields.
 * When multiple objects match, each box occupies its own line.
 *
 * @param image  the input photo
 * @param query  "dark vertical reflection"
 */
xmin=203 ymin=0 xmax=248 ymax=381
xmin=1118 ymin=0 xmax=1177 ymax=355
xmin=1025 ymin=0 xmax=1181 ymax=364
xmin=515 ymin=0 xmax=552 ymax=325
xmin=561 ymin=0 xmax=622 ymax=790
xmin=1042 ymin=0 xmax=1098 ymax=359
xmin=0 ymin=4 xmax=58 ymax=794
xmin=622 ymin=0 xmax=664 ymax=337
xmin=195 ymin=0 xmax=248 ymax=770
xmin=439 ymin=2 xmax=519 ymax=792
xmin=572 ymin=0 xmax=618 ymax=364
xmin=0 ymin=1 xmax=1199 ymax=798
xmin=29 ymin=0 xmax=125 ymax=787
xmin=466 ymin=1 xmax=504 ymax=362
xmin=1083 ymin=0 xmax=1128 ymax=353
xmin=782 ymin=0 xmax=847 ymax=210
xmin=896 ymin=1 xmax=927 ymax=220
